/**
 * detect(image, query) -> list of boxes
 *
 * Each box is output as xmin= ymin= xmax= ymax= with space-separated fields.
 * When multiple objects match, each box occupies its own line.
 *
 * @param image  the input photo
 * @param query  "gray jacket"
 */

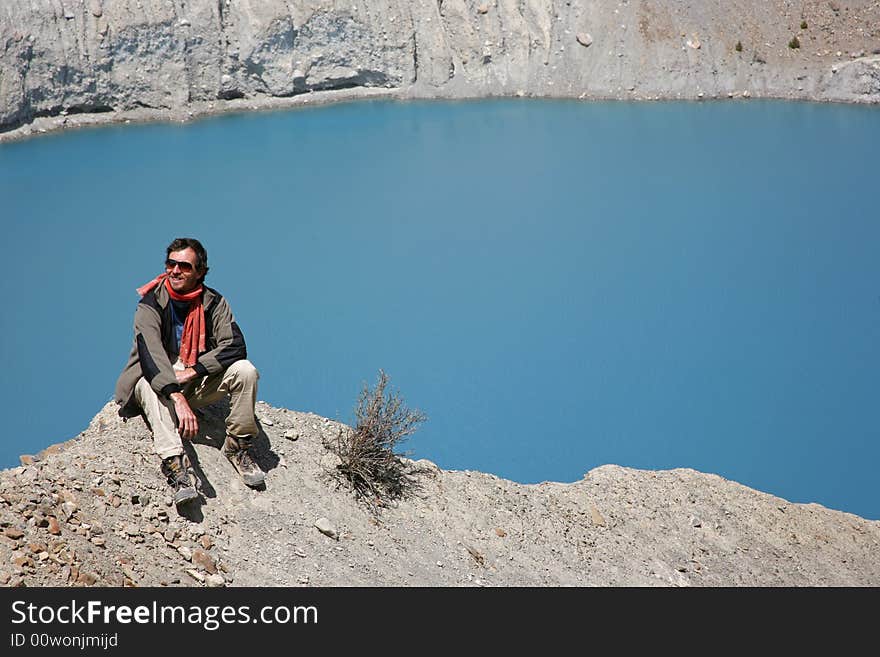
xmin=114 ymin=282 xmax=247 ymax=417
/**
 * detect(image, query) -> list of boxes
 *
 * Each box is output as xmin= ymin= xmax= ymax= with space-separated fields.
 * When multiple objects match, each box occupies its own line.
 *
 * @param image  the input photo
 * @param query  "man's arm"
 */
xmin=134 ymin=302 xmax=182 ymax=399
xmin=135 ymin=303 xmax=201 ymax=438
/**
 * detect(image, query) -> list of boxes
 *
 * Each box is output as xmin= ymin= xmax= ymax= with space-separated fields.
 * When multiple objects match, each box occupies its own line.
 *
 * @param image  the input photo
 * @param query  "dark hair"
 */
xmin=166 ymin=237 xmax=209 ymax=278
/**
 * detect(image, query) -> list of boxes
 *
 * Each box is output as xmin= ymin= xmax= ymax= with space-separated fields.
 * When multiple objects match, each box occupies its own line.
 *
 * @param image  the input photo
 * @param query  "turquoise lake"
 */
xmin=1 ymin=99 xmax=878 ymax=519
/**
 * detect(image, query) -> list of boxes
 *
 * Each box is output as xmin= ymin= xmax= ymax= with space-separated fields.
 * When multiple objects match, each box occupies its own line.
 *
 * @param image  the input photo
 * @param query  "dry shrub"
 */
xmin=326 ymin=370 xmax=427 ymax=513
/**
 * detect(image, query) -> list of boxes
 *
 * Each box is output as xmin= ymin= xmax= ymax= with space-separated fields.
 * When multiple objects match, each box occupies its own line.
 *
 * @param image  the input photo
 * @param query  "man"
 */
xmin=115 ymin=237 xmax=265 ymax=506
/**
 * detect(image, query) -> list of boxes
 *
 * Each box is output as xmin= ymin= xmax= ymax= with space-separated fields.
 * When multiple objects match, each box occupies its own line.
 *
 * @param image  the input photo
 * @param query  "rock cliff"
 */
xmin=1 ymin=0 xmax=878 ymax=140
xmin=2 ymin=401 xmax=878 ymax=587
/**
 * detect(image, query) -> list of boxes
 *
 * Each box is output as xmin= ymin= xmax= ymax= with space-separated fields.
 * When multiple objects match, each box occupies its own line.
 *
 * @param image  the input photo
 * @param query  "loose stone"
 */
xmin=206 ymin=573 xmax=225 ymax=587
xmin=192 ymin=549 xmax=217 ymax=574
xmin=315 ymin=517 xmax=339 ymax=540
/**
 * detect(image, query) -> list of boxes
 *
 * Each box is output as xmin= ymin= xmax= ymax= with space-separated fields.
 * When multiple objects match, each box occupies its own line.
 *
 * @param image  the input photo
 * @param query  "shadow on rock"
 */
xmin=189 ymin=402 xmax=280 ymax=491
xmin=252 ymin=422 xmax=280 ymax=474
xmin=184 ymin=441 xmax=216 ymax=500
xmin=175 ymin=497 xmax=205 ymax=523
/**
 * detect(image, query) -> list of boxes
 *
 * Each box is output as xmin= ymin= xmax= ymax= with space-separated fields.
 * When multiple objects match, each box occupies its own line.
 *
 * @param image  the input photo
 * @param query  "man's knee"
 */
xmin=133 ymin=377 xmax=153 ymax=405
xmin=228 ymin=359 xmax=259 ymax=384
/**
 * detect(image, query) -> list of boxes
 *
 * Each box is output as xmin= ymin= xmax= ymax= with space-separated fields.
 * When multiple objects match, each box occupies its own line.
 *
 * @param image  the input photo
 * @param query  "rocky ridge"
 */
xmin=2 ymin=400 xmax=879 ymax=587
xmin=1 ymin=0 xmax=879 ymax=142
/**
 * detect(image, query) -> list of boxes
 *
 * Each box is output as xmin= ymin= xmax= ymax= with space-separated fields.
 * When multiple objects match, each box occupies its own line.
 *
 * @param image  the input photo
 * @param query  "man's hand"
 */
xmin=170 ymin=392 xmax=198 ymax=439
xmin=175 ymin=367 xmax=198 ymax=385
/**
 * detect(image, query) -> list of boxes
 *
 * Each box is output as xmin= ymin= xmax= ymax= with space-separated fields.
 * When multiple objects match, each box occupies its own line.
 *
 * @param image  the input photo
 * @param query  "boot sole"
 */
xmin=241 ymin=471 xmax=266 ymax=487
xmin=174 ymin=486 xmax=199 ymax=506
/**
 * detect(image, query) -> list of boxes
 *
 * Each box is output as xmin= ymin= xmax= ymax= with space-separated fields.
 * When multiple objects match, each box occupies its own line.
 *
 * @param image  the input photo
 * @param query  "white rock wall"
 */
xmin=1 ymin=0 xmax=878 ymax=133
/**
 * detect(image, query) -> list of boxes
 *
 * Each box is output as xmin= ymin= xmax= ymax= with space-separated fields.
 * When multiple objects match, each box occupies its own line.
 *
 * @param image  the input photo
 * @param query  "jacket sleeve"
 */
xmin=193 ymin=296 xmax=247 ymax=377
xmin=134 ymin=302 xmax=182 ymax=399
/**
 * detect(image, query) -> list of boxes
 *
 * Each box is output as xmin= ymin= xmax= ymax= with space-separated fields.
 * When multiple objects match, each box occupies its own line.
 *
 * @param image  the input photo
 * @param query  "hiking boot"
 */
xmin=222 ymin=435 xmax=265 ymax=487
xmin=161 ymin=454 xmax=198 ymax=506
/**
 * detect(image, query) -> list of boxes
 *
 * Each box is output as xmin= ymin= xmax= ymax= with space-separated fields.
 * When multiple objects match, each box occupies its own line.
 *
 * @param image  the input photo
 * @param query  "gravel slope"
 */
xmin=2 ymin=401 xmax=878 ymax=587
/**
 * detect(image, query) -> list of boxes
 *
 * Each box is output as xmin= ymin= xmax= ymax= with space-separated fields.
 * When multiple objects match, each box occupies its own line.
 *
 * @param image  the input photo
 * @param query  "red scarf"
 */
xmin=136 ymin=275 xmax=206 ymax=367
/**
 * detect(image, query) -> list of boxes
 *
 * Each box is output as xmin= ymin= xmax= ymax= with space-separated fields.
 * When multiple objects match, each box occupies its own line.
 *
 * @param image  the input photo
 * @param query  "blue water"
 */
xmin=1 ymin=99 xmax=878 ymax=519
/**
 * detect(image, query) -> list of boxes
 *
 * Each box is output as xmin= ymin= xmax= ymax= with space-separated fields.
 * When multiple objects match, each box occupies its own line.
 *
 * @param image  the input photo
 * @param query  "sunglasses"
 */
xmin=165 ymin=258 xmax=196 ymax=273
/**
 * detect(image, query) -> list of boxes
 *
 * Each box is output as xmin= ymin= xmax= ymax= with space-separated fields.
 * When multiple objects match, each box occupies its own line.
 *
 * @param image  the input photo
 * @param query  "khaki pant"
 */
xmin=134 ymin=359 xmax=260 ymax=460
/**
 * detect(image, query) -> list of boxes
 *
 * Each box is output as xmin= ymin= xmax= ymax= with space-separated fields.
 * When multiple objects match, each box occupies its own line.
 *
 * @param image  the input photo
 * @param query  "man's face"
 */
xmin=165 ymin=247 xmax=202 ymax=294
